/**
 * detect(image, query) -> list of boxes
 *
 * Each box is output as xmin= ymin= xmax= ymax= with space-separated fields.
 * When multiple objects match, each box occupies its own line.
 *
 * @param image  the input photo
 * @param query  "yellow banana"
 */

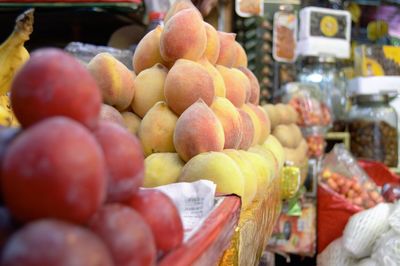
xmin=0 ymin=95 xmax=18 ymax=127
xmin=0 ymin=9 xmax=34 ymax=95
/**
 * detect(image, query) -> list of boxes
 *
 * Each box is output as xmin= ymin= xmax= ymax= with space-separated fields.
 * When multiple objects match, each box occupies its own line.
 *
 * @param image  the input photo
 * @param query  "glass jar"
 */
xmin=348 ymin=94 xmax=398 ymax=167
xmin=297 ymin=56 xmax=348 ymax=126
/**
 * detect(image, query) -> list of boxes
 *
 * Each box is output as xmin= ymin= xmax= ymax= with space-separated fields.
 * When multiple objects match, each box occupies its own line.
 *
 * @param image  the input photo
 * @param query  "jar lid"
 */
xmin=348 ymin=76 xmax=400 ymax=96
xmin=300 ymin=56 xmax=337 ymax=65
xmin=354 ymin=94 xmax=389 ymax=104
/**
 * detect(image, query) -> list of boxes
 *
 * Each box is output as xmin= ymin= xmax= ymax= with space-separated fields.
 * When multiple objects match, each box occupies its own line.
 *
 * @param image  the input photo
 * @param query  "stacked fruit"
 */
xmin=84 ymin=0 xmax=284 ymax=210
xmin=263 ymin=104 xmax=308 ymax=171
xmin=0 ymin=48 xmax=184 ymax=265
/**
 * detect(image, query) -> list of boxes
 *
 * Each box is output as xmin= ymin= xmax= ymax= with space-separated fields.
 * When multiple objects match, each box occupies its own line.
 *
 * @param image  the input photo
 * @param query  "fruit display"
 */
xmin=0 ymin=2 xmax=291 ymax=264
xmin=262 ymin=102 xmax=309 ymax=185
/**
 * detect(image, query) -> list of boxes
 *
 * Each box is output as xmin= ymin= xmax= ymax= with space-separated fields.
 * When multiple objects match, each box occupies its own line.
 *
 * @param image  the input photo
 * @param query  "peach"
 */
xmin=2 ymin=117 xmax=107 ymax=224
xmin=179 ymin=152 xmax=245 ymax=200
xmin=237 ymin=108 xmax=255 ymax=150
xmin=93 ymin=121 xmax=144 ymax=203
xmin=233 ymin=41 xmax=248 ymax=68
xmin=263 ymin=104 xmax=279 ymax=129
xmin=160 ymin=8 xmax=207 ymax=63
xmin=164 ymin=59 xmax=214 ymax=115
xmin=241 ymin=103 xmax=270 ymax=145
xmin=250 ymin=104 xmax=271 ymax=144
xmin=164 ymin=0 xmax=196 ymax=22
xmin=99 ymin=104 xmax=125 ymax=128
xmin=238 ymin=67 xmax=260 ymax=105
xmin=132 ymin=26 xmax=165 ymax=74
xmin=223 ymin=149 xmax=257 ymax=208
xmin=248 ymin=145 xmax=279 ymax=180
xmin=131 ymin=63 xmax=167 ymax=118
xmin=138 ymin=102 xmax=178 ymax=156
xmin=203 ymin=22 xmax=220 ymax=64
xmin=10 ymin=48 xmax=101 ymax=129
xmin=216 ymin=65 xmax=249 ymax=107
xmin=241 ymin=104 xmax=261 ymax=146
xmin=143 ymin=153 xmax=184 ymax=187
xmin=88 ymin=53 xmax=135 ymax=111
xmin=197 ymin=57 xmax=226 ymax=97
xmin=216 ymin=32 xmax=236 ymax=67
xmin=121 ymin=111 xmax=141 ymax=135
xmin=262 ymin=135 xmax=285 ymax=171
xmin=211 ymin=97 xmax=242 ymax=149
xmin=174 ymin=99 xmax=224 ymax=162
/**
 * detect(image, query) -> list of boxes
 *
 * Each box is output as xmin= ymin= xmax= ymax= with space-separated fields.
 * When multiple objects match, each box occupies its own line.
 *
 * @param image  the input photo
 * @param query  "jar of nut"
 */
xmin=348 ymin=94 xmax=398 ymax=167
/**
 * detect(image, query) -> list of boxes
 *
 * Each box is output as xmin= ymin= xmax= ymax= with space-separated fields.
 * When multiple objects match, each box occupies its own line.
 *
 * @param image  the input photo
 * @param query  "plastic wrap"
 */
xmin=64 ymin=42 xmax=133 ymax=69
xmin=389 ymin=201 xmax=400 ymax=234
xmin=219 ymin=177 xmax=282 ymax=266
xmin=302 ymin=127 xmax=326 ymax=158
xmin=282 ymin=82 xmax=332 ymax=128
xmin=355 ymin=258 xmax=378 ymax=266
xmin=371 ymin=229 xmax=400 ymax=266
xmin=317 ymin=238 xmax=356 ymax=266
xmin=342 ymin=203 xmax=392 ymax=259
xmin=320 ymin=144 xmax=384 ymax=209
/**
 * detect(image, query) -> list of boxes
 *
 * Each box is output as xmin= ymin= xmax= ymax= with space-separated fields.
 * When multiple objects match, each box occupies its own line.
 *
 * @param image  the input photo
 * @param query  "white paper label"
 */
xmin=149 ymin=180 xmax=217 ymax=241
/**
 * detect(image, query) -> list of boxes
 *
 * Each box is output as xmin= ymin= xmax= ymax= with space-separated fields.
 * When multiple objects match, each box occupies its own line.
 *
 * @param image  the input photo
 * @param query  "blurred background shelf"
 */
xmin=0 ymin=1 xmax=145 ymax=50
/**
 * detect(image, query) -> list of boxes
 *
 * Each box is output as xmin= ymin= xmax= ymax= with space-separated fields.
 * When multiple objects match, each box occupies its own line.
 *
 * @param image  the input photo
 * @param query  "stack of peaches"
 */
xmin=86 ymin=0 xmax=286 ymax=211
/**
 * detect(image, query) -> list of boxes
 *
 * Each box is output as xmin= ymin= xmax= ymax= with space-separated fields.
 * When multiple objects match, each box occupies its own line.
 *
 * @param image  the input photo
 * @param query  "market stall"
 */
xmin=0 ymin=0 xmax=399 ymax=265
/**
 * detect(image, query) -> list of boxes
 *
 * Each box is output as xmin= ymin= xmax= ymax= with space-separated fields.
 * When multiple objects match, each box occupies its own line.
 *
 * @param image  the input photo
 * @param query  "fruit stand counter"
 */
xmin=158 ymin=176 xmax=281 ymax=266
xmin=159 ymin=196 xmax=241 ymax=266
xmin=220 ymin=176 xmax=282 ymax=266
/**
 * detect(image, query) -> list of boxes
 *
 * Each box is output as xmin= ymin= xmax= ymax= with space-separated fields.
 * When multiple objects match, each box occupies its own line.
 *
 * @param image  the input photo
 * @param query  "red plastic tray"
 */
xmin=159 ymin=196 xmax=241 ymax=266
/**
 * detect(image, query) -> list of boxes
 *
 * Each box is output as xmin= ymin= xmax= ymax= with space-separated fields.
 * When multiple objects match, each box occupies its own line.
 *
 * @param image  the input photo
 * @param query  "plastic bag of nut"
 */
xmin=281 ymin=82 xmax=332 ymax=128
xmin=319 ymin=144 xmax=384 ymax=210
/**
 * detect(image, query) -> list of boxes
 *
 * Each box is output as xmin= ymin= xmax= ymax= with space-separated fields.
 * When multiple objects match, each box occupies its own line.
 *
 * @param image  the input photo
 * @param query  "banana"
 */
xmin=0 ymin=8 xmax=34 ymax=95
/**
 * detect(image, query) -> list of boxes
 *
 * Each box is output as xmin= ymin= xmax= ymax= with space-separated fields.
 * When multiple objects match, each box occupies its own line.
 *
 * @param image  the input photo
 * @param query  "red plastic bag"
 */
xmin=358 ymin=159 xmax=400 ymax=186
xmin=317 ymin=184 xmax=362 ymax=253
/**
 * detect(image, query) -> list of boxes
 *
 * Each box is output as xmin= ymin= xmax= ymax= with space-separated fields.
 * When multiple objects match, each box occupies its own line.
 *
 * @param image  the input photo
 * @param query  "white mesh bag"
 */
xmin=389 ymin=201 xmax=400 ymax=234
xmin=317 ymin=238 xmax=356 ymax=266
xmin=355 ymin=258 xmax=378 ymax=266
xmin=371 ymin=229 xmax=400 ymax=266
xmin=343 ymin=203 xmax=392 ymax=258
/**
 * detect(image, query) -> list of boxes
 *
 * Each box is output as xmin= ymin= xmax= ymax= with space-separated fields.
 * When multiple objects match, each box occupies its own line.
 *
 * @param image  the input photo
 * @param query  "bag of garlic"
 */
xmin=355 ymin=258 xmax=378 ymax=266
xmin=388 ymin=201 xmax=400 ymax=234
xmin=317 ymin=238 xmax=356 ymax=266
xmin=343 ymin=203 xmax=392 ymax=258
xmin=371 ymin=229 xmax=400 ymax=266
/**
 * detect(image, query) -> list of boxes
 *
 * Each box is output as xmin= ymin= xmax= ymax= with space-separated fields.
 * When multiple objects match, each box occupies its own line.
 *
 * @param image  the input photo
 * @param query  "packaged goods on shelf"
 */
xmin=354 ymin=45 xmax=400 ymax=77
xmin=268 ymin=200 xmax=316 ymax=257
xmin=297 ymin=7 xmax=351 ymax=59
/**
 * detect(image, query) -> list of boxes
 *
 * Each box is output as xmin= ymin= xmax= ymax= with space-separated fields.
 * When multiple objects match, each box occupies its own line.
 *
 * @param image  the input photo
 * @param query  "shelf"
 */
xmin=0 ymin=1 xmax=143 ymax=13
